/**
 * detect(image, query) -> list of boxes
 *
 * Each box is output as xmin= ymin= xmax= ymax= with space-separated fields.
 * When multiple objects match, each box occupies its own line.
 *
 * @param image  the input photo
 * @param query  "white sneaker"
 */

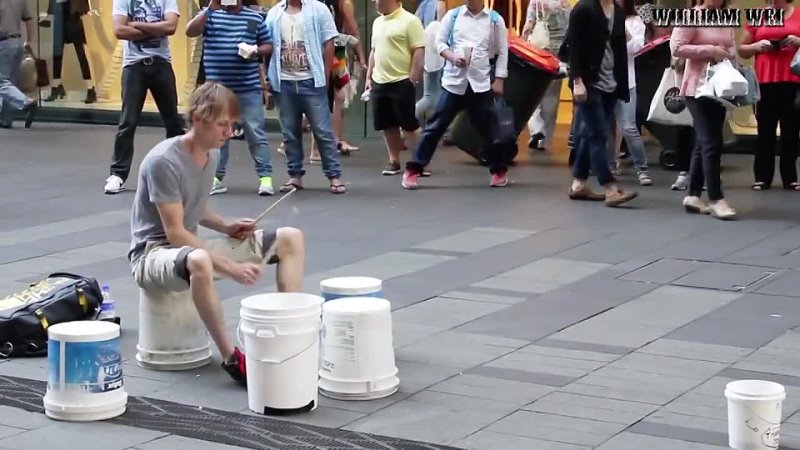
xmin=637 ymin=171 xmax=653 ymax=186
xmin=104 ymin=175 xmax=125 ymax=194
xmin=683 ymin=196 xmax=710 ymax=215
xmin=210 ymin=177 xmax=227 ymax=195
xmin=709 ymin=199 xmax=737 ymax=221
xmin=671 ymin=172 xmax=689 ymax=191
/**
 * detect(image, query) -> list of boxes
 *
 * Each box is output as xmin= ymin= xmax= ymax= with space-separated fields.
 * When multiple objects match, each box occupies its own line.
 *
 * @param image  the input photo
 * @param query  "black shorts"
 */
xmin=371 ymin=79 xmax=420 ymax=132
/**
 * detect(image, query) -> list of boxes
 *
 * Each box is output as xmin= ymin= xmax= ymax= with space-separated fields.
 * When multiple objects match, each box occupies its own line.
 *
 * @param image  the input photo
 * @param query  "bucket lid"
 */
xmin=320 ymin=277 xmax=382 ymax=295
xmin=323 ymin=297 xmax=390 ymax=313
xmin=508 ymin=34 xmax=559 ymax=74
xmin=48 ymin=320 xmax=120 ymax=342
xmin=726 ymin=379 xmax=786 ymax=399
xmin=635 ymin=35 xmax=670 ymax=57
xmin=241 ymin=293 xmax=323 ymax=314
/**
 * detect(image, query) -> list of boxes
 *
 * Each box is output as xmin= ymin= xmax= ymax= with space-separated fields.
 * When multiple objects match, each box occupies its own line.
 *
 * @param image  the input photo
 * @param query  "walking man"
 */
xmin=187 ymin=0 xmax=275 ymax=196
xmin=264 ymin=0 xmax=346 ymax=194
xmin=106 ymin=0 xmax=184 ymax=194
xmin=129 ymin=81 xmax=306 ymax=386
xmin=565 ymin=0 xmax=637 ymax=206
xmin=0 ymin=0 xmax=38 ymax=129
xmin=366 ymin=0 xmax=425 ymax=176
xmin=402 ymin=0 xmax=510 ymax=189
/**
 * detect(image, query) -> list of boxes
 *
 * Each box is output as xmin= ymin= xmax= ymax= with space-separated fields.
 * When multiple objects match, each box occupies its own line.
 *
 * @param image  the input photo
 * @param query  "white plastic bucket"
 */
xmin=319 ymin=297 xmax=399 ymax=400
xmin=136 ymin=288 xmax=212 ymax=371
xmin=43 ymin=321 xmax=128 ymax=421
xmin=725 ymin=379 xmax=785 ymax=450
xmin=320 ymin=277 xmax=383 ymax=301
xmin=239 ymin=293 xmax=323 ymax=414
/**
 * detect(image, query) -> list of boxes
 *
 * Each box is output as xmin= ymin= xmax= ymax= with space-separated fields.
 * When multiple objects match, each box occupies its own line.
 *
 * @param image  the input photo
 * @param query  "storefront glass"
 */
xmin=24 ymin=0 xmax=374 ymax=136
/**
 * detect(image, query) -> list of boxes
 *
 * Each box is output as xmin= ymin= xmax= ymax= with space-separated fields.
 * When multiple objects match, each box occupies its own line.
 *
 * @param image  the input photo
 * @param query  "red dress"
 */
xmin=745 ymin=8 xmax=800 ymax=84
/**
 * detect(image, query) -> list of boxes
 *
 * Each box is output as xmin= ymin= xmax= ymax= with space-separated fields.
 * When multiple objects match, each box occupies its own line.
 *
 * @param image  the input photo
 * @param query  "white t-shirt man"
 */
xmin=112 ymin=0 xmax=180 ymax=67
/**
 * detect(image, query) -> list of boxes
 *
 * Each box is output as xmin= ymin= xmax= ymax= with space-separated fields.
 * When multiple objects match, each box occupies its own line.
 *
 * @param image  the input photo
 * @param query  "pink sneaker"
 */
xmin=402 ymin=171 xmax=419 ymax=190
xmin=490 ymin=171 xmax=508 ymax=187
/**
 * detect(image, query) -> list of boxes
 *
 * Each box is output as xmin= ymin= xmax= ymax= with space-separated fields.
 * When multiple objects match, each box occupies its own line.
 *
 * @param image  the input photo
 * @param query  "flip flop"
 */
xmin=280 ymin=181 xmax=303 ymax=193
xmin=330 ymin=183 xmax=346 ymax=194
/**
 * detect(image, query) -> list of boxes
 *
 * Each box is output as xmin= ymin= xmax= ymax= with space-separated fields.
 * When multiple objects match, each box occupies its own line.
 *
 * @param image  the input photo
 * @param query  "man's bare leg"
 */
xmin=273 ymin=227 xmax=305 ymax=292
xmin=403 ymin=128 xmax=420 ymax=153
xmin=384 ymin=127 xmax=404 ymax=164
xmin=186 ymin=249 xmax=235 ymax=360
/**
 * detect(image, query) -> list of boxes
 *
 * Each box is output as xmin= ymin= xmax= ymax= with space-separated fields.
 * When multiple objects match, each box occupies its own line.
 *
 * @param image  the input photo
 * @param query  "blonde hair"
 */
xmin=185 ymin=82 xmax=241 ymax=129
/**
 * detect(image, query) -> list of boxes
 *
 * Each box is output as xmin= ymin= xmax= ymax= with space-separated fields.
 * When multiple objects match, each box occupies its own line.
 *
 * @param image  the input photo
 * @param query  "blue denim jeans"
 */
xmin=216 ymin=89 xmax=272 ymax=180
xmin=0 ymin=39 xmax=28 ymax=127
xmin=573 ymin=88 xmax=617 ymax=186
xmin=615 ymin=87 xmax=648 ymax=171
xmin=275 ymin=79 xmax=341 ymax=179
xmin=415 ymin=69 xmax=442 ymax=124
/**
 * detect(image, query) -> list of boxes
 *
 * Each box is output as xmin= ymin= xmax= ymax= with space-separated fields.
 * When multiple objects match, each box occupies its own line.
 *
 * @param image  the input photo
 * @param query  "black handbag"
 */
xmin=491 ymin=97 xmax=517 ymax=149
xmin=0 ymin=273 xmax=103 ymax=358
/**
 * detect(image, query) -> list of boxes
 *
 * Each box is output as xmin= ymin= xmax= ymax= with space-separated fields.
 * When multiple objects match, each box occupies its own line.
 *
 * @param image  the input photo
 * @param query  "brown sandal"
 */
xmin=280 ymin=180 xmax=303 ymax=193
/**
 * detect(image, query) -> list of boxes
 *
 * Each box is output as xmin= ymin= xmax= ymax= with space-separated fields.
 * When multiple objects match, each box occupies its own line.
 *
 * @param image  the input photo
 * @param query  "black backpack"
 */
xmin=0 ymin=273 xmax=103 ymax=358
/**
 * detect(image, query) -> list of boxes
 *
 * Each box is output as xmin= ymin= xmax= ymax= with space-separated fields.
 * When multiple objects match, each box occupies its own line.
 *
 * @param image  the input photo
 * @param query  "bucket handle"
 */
xmin=237 ymin=324 xmax=319 ymax=365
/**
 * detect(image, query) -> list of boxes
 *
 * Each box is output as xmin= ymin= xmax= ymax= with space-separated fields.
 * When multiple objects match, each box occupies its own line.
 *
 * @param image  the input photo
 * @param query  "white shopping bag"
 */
xmin=709 ymin=60 xmax=748 ymax=98
xmin=647 ymin=67 xmax=693 ymax=127
xmin=695 ymin=63 xmax=741 ymax=111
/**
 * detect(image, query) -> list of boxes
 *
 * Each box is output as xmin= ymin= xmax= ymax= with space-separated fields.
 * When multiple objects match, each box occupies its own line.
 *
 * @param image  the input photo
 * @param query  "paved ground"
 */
xmin=3 ymin=123 xmax=800 ymax=450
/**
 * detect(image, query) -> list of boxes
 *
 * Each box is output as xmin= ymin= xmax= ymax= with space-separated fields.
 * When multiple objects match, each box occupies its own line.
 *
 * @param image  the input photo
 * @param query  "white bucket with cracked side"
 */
xmin=725 ymin=379 xmax=785 ymax=450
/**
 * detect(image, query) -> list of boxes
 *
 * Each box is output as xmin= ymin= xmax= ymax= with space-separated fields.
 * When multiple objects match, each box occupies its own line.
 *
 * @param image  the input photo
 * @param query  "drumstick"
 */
xmin=254 ymin=187 xmax=297 ymax=223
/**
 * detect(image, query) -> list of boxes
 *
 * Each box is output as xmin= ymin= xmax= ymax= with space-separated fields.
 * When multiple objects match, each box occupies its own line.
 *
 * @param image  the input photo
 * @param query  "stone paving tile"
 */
xmin=392 ymin=322 xmax=443 ymax=348
xmin=0 ymin=422 xmax=167 ymax=450
xmin=0 ymin=209 xmax=130 ymax=246
xmin=412 ymin=227 xmax=538 ymax=254
xmin=392 ymin=297 xmax=506 ymax=329
xmin=643 ymin=411 xmax=728 ymax=435
xmin=408 ymin=390 xmax=520 ymax=415
xmin=524 ymin=392 xmax=658 ymax=427
xmin=618 ymin=258 xmax=712 ymax=284
xmin=638 ymin=339 xmax=753 ymax=364
xmin=395 ymin=331 xmax=518 ymax=369
xmin=519 ymin=343 xmax=624 ymax=363
xmin=484 ymin=348 xmax=606 ymax=379
xmin=494 ymin=258 xmax=610 ymax=287
xmin=756 ymin=269 xmax=800 ymax=297
xmin=0 ymin=425 xmax=25 ymax=440
xmin=671 ymin=262 xmax=779 ymax=292
xmin=466 ymin=365 xmax=575 ymax=387
xmin=238 ymin=405 xmax=366 ymax=429
xmin=596 ymin=431 xmax=730 ymax=449
xmin=455 ymin=431 xmax=592 ymax=450
xmin=426 ymin=374 xmax=555 ymax=406
xmin=0 ymin=406 xmax=52 ymax=431
xmin=732 ymin=330 xmax=800 ymax=378
xmin=606 ymin=352 xmax=729 ymax=379
xmin=343 ymin=399 xmax=509 ymax=445
xmin=134 ymin=435 xmax=253 ymax=450
xmin=470 ymin=276 xmax=558 ymax=294
xmin=534 ymin=339 xmax=634 ymax=356
xmin=438 ymin=289 xmax=529 ymax=305
xmin=555 ymin=224 xmax=694 ymax=265
xmin=486 ymin=410 xmax=628 ymax=447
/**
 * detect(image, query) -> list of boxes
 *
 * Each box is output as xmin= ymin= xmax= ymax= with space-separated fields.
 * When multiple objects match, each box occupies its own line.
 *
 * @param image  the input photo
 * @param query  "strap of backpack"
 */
xmin=446 ymin=6 xmax=463 ymax=48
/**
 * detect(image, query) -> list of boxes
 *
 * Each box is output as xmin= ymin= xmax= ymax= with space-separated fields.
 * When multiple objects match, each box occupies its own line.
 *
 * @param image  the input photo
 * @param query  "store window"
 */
xmin=24 ymin=0 xmax=374 ymax=136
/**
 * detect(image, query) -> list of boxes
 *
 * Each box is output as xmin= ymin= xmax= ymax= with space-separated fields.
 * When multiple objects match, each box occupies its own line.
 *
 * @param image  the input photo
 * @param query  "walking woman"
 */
xmin=738 ymin=0 xmax=800 ymax=191
xmin=670 ymin=0 xmax=737 ymax=220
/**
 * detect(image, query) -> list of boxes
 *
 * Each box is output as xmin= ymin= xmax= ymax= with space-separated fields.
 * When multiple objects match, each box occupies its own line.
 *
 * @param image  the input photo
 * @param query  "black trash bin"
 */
xmin=450 ymin=34 xmax=561 ymax=164
xmin=634 ymin=35 xmax=695 ymax=171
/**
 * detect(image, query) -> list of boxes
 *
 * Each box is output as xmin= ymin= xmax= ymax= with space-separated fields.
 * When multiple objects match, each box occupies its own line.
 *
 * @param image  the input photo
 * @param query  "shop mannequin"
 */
xmin=42 ymin=0 xmax=97 ymax=104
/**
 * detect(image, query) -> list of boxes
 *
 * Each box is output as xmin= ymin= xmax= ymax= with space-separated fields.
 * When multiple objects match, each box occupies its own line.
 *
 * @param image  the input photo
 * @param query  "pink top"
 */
xmin=670 ymin=7 xmax=736 ymax=97
xmin=745 ymin=8 xmax=800 ymax=84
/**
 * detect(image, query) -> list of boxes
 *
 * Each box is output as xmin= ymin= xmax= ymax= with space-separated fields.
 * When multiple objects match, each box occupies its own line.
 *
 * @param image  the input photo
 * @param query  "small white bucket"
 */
xmin=136 ymin=288 xmax=212 ymax=371
xmin=319 ymin=297 xmax=399 ymax=400
xmin=320 ymin=277 xmax=383 ymax=302
xmin=725 ymin=379 xmax=786 ymax=450
xmin=43 ymin=321 xmax=128 ymax=421
xmin=239 ymin=293 xmax=323 ymax=415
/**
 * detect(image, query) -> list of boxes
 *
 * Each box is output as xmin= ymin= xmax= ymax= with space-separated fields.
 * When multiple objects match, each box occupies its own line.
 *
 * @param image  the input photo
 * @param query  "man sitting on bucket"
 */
xmin=127 ymin=81 xmax=306 ymax=386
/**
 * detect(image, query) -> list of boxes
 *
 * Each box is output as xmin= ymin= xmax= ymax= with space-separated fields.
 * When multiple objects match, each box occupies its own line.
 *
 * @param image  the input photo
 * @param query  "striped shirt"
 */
xmin=202 ymin=7 xmax=271 ymax=94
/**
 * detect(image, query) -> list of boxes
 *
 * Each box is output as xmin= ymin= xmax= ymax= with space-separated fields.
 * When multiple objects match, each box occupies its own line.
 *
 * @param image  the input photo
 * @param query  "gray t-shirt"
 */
xmin=594 ymin=12 xmax=617 ymax=93
xmin=112 ymin=0 xmax=180 ymax=67
xmin=128 ymin=137 xmax=219 ymax=269
xmin=0 ymin=0 xmax=32 ymax=39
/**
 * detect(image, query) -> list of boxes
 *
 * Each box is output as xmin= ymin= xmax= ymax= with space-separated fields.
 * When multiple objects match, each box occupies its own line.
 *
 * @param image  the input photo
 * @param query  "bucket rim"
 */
xmin=725 ymin=379 xmax=786 ymax=399
xmin=48 ymin=320 xmax=120 ymax=342
xmin=240 ymin=293 xmax=324 ymax=311
xmin=320 ymin=276 xmax=383 ymax=291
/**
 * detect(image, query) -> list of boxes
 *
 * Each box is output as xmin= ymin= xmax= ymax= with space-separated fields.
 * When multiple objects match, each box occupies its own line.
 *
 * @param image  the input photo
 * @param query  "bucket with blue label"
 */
xmin=320 ymin=277 xmax=383 ymax=301
xmin=43 ymin=321 xmax=128 ymax=422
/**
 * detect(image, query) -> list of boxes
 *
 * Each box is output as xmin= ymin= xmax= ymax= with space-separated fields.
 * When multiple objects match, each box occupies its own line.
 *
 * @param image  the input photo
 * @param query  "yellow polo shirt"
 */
xmin=370 ymin=6 xmax=426 ymax=84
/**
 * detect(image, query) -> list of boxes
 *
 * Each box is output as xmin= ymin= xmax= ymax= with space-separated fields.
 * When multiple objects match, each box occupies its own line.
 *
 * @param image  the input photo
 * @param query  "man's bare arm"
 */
xmin=157 ymin=202 xmax=236 ymax=277
xmin=186 ymin=9 xmax=211 ymax=38
xmin=199 ymin=206 xmax=230 ymax=234
xmin=112 ymin=15 xmax=151 ymax=41
xmin=410 ymin=46 xmax=424 ymax=84
xmin=340 ymin=0 xmax=366 ymax=64
xmin=131 ymin=12 xmax=179 ymax=37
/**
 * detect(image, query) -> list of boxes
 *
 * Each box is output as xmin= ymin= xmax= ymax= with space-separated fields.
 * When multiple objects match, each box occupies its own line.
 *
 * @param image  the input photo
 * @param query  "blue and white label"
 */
xmin=47 ymin=339 xmax=124 ymax=393
xmin=322 ymin=291 xmax=383 ymax=301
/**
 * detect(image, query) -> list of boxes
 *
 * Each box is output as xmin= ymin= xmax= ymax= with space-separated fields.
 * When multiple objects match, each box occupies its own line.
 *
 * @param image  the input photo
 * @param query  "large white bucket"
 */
xmin=239 ymin=293 xmax=323 ymax=415
xmin=43 ymin=321 xmax=128 ymax=421
xmin=320 ymin=277 xmax=383 ymax=301
xmin=136 ymin=288 xmax=212 ymax=371
xmin=725 ymin=380 xmax=786 ymax=450
xmin=319 ymin=297 xmax=399 ymax=400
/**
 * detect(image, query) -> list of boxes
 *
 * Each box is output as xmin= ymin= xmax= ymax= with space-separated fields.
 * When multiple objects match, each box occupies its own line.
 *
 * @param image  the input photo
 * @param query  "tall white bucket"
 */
xmin=239 ymin=293 xmax=323 ymax=415
xmin=136 ymin=288 xmax=212 ymax=371
xmin=725 ymin=380 xmax=785 ymax=450
xmin=319 ymin=297 xmax=399 ymax=400
xmin=43 ymin=321 xmax=128 ymax=421
xmin=320 ymin=277 xmax=383 ymax=301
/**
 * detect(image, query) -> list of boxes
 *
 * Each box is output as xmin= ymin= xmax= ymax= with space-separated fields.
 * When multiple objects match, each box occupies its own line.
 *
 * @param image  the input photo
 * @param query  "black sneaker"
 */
xmin=382 ymin=161 xmax=401 ymax=175
xmin=222 ymin=347 xmax=247 ymax=386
